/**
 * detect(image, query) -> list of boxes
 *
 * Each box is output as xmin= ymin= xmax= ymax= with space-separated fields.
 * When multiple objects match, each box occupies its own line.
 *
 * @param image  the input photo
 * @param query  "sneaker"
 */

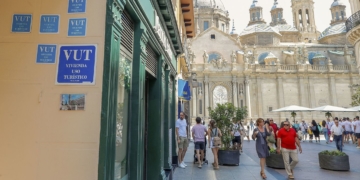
xmin=179 ymin=163 xmax=185 ymax=168
xmin=198 ymin=164 xmax=202 ymax=169
xmin=356 ymin=146 xmax=360 ymax=149
xmin=182 ymin=162 xmax=187 ymax=167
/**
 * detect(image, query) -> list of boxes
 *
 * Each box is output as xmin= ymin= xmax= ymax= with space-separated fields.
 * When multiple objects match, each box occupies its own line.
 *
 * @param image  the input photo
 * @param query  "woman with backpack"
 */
xmin=311 ymin=120 xmax=320 ymax=142
xmin=252 ymin=118 xmax=272 ymax=179
xmin=208 ymin=119 xmax=222 ymax=170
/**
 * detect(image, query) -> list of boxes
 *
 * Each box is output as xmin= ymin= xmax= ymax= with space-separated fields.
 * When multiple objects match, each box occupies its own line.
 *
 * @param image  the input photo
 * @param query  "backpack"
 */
xmin=311 ymin=126 xmax=317 ymax=131
xmin=212 ymin=128 xmax=222 ymax=146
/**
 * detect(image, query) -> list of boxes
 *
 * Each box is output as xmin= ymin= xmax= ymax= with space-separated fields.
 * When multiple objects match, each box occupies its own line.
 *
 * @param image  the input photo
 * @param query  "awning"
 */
xmin=178 ymin=79 xmax=191 ymax=101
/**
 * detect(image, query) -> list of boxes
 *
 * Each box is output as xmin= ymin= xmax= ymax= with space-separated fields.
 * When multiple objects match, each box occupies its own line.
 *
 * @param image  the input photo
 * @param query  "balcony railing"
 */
xmin=346 ymin=10 xmax=360 ymax=32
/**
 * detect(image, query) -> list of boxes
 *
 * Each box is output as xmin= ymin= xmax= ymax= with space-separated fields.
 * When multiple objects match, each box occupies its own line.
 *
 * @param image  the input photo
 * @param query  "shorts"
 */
xmin=309 ymin=134 xmax=313 ymax=139
xmin=350 ymin=131 xmax=354 ymax=135
xmin=344 ymin=131 xmax=350 ymax=135
xmin=194 ymin=142 xmax=205 ymax=150
xmin=355 ymin=133 xmax=360 ymax=138
xmin=178 ymin=137 xmax=189 ymax=149
xmin=232 ymin=136 xmax=241 ymax=144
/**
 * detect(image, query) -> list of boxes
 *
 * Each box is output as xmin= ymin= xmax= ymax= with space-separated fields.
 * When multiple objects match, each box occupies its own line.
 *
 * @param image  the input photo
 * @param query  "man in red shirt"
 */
xmin=277 ymin=121 xmax=302 ymax=179
xmin=269 ymin=118 xmax=279 ymax=147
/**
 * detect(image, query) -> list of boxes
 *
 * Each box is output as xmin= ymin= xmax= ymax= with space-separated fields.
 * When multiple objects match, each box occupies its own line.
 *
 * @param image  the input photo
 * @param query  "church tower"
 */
xmin=270 ymin=0 xmax=287 ymax=26
xmin=291 ymin=0 xmax=319 ymax=42
xmin=248 ymin=0 xmax=266 ymax=26
xmin=330 ymin=0 xmax=347 ymax=26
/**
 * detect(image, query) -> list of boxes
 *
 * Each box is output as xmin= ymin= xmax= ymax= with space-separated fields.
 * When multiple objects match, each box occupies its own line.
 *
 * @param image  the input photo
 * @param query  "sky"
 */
xmin=221 ymin=0 xmax=351 ymax=33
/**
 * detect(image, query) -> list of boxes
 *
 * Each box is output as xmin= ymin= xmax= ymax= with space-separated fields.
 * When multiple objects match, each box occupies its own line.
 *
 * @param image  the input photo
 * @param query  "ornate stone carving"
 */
xmin=203 ymin=50 xmax=209 ymax=63
xmin=211 ymin=56 xmax=228 ymax=69
xmin=231 ymin=50 xmax=237 ymax=63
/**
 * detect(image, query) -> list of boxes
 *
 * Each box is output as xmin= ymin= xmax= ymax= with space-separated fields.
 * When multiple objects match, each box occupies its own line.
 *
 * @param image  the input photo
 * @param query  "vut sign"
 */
xmin=68 ymin=0 xmax=87 ymax=13
xmin=12 ymin=14 xmax=32 ymax=32
xmin=56 ymin=45 xmax=97 ymax=85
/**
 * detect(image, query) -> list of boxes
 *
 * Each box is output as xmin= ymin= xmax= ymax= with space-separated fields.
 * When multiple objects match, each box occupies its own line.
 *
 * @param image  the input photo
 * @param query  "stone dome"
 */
xmin=318 ymin=23 xmax=346 ymax=40
xmin=194 ymin=0 xmax=226 ymax=11
xmin=331 ymin=0 xmax=346 ymax=8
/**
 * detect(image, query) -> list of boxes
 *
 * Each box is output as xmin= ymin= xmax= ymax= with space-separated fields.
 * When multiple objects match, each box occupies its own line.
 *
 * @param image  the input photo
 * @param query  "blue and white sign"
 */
xmin=68 ymin=0 xmax=86 ymax=13
xmin=56 ymin=45 xmax=97 ymax=85
xmin=68 ymin=18 xmax=87 ymax=36
xmin=12 ymin=14 xmax=32 ymax=32
xmin=40 ymin=15 xmax=60 ymax=33
xmin=36 ymin=44 xmax=57 ymax=64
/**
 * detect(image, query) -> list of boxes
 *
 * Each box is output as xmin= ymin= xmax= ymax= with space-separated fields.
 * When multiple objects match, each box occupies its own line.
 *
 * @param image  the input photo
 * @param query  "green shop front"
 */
xmin=98 ymin=0 xmax=182 ymax=180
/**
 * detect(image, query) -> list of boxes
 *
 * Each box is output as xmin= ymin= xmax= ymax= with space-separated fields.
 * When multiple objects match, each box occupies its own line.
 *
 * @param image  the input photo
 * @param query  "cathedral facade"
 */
xmin=188 ymin=0 xmax=360 ymax=124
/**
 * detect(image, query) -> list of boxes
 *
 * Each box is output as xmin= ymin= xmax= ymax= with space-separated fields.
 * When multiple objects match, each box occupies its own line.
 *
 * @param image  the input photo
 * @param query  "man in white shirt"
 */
xmin=342 ymin=118 xmax=353 ymax=144
xmin=331 ymin=119 xmax=345 ymax=152
xmin=353 ymin=116 xmax=360 ymax=148
xmin=176 ymin=112 xmax=189 ymax=168
xmin=327 ymin=118 xmax=335 ymax=142
xmin=300 ymin=120 xmax=308 ymax=142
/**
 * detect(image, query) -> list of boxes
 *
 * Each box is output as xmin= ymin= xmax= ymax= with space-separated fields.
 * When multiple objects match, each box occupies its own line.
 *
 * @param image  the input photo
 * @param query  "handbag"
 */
xmin=212 ymin=128 xmax=222 ymax=146
xmin=267 ymin=134 xmax=276 ymax=143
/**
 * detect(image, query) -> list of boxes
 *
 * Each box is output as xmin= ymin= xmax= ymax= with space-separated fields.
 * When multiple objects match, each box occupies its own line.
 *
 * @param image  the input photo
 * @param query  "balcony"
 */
xmin=346 ymin=10 xmax=360 ymax=45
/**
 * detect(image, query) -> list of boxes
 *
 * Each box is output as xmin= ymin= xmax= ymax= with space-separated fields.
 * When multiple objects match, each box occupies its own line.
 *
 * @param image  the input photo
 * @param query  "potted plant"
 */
xmin=319 ymin=150 xmax=349 ymax=171
xmin=325 ymin=112 xmax=332 ymax=118
xmin=266 ymin=149 xmax=291 ymax=169
xmin=208 ymin=103 xmax=247 ymax=166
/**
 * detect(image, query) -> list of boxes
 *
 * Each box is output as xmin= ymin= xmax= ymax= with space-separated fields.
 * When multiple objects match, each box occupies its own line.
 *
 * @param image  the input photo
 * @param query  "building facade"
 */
xmin=0 ymin=0 xmax=194 ymax=180
xmin=347 ymin=0 xmax=360 ymax=70
xmin=188 ymin=0 xmax=359 ymax=125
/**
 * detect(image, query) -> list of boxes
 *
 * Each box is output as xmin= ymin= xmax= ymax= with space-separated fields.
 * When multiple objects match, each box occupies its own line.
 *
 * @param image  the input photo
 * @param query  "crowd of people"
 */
xmin=176 ymin=112 xmax=360 ymax=179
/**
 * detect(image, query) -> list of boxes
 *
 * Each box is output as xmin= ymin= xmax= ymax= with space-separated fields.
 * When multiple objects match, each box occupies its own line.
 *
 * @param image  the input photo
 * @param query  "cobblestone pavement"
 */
xmin=173 ymin=136 xmax=360 ymax=180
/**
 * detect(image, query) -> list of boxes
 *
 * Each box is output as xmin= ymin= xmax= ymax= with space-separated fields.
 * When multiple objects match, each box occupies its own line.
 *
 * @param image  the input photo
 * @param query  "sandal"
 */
xmin=261 ymin=172 xmax=267 ymax=179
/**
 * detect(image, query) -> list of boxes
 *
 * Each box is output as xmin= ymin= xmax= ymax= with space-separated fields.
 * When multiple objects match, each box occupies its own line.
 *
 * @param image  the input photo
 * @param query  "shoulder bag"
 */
xmin=212 ymin=128 xmax=222 ymax=146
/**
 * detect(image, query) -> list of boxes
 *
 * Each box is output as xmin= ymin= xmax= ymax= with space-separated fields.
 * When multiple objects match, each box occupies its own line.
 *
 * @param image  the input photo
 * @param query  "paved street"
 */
xmin=173 ymin=136 xmax=360 ymax=180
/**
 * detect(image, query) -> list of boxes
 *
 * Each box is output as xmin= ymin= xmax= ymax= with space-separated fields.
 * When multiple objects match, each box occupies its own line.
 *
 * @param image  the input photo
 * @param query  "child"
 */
xmin=246 ymin=125 xmax=250 ymax=142
xmin=308 ymin=127 xmax=314 ymax=142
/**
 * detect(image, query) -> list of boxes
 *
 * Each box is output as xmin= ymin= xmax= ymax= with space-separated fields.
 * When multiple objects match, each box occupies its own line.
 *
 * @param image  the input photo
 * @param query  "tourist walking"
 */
xmin=343 ymin=118 xmax=353 ymax=143
xmin=176 ymin=112 xmax=189 ymax=168
xmin=252 ymin=118 xmax=272 ymax=179
xmin=354 ymin=116 xmax=360 ymax=148
xmin=327 ymin=118 xmax=335 ymax=142
xmin=269 ymin=118 xmax=279 ymax=147
xmin=321 ymin=120 xmax=329 ymax=143
xmin=311 ymin=120 xmax=320 ymax=142
xmin=208 ymin=120 xmax=222 ymax=170
xmin=300 ymin=120 xmax=308 ymax=142
xmin=250 ymin=119 xmax=254 ymax=130
xmin=191 ymin=117 xmax=208 ymax=168
xmin=277 ymin=121 xmax=302 ymax=179
xmin=331 ymin=119 xmax=345 ymax=152
xmin=246 ymin=125 xmax=250 ymax=142
xmin=232 ymin=121 xmax=242 ymax=152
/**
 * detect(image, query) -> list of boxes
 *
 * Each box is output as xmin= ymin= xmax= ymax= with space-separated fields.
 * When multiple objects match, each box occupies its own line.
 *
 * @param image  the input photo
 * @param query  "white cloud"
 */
xmin=220 ymin=0 xmax=351 ymax=33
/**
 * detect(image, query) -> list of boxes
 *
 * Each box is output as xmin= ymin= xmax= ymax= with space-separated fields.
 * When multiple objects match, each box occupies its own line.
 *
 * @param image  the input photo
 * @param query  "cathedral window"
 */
xmin=213 ymin=86 xmax=228 ymax=107
xmin=252 ymin=13 xmax=255 ymax=21
xmin=336 ymin=12 xmax=339 ymax=20
xmin=221 ymin=24 xmax=225 ymax=32
xmin=256 ymin=12 xmax=260 ymax=20
xmin=211 ymin=34 xmax=216 ymax=39
xmin=306 ymin=9 xmax=310 ymax=25
xmin=204 ymin=21 xmax=209 ymax=31
xmin=278 ymin=12 xmax=282 ymax=20
xmin=341 ymin=11 xmax=345 ymax=20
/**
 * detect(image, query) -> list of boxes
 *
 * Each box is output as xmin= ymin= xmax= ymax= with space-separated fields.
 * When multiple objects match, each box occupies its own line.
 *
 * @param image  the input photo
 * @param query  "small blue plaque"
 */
xmin=40 ymin=15 xmax=60 ymax=33
xmin=36 ymin=44 xmax=57 ymax=64
xmin=68 ymin=18 xmax=87 ymax=36
xmin=56 ymin=45 xmax=97 ymax=85
xmin=12 ymin=14 xmax=32 ymax=32
xmin=68 ymin=0 xmax=86 ymax=13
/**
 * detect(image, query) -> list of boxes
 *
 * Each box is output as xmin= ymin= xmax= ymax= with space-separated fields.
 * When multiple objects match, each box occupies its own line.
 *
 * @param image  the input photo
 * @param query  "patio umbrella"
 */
xmin=311 ymin=105 xmax=357 ymax=118
xmin=272 ymin=105 xmax=312 ymax=123
xmin=347 ymin=106 xmax=360 ymax=111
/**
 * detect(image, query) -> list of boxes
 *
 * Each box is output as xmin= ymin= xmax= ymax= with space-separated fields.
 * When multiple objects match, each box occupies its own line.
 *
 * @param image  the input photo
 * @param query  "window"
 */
xmin=256 ymin=12 xmax=260 ymax=20
xmin=199 ymin=100 xmax=202 ymax=114
xmin=221 ymin=24 xmax=225 ymax=32
xmin=341 ymin=11 xmax=345 ymax=20
xmin=252 ymin=13 xmax=255 ymax=21
xmin=278 ymin=12 xmax=281 ymax=20
xmin=268 ymin=107 xmax=273 ymax=112
xmin=204 ymin=21 xmax=209 ymax=31
xmin=211 ymin=34 xmax=215 ymax=39
xmin=336 ymin=12 xmax=339 ymax=20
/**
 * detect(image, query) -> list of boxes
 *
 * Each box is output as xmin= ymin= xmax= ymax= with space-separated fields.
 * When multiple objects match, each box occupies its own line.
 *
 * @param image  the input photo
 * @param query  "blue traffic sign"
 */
xmin=12 ymin=14 xmax=32 ymax=32
xmin=56 ymin=45 xmax=97 ymax=85
xmin=40 ymin=15 xmax=60 ymax=33
xmin=36 ymin=44 xmax=57 ymax=63
xmin=68 ymin=0 xmax=86 ymax=13
xmin=68 ymin=18 xmax=87 ymax=36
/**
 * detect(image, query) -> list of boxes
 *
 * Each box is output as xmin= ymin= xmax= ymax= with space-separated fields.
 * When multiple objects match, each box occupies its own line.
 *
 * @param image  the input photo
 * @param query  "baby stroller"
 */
xmin=193 ymin=137 xmax=209 ymax=165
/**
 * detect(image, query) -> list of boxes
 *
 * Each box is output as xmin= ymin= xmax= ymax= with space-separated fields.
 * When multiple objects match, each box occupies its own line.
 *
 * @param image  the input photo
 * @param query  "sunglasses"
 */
xmin=270 ymin=120 xmax=273 ymax=121
xmin=284 ymin=124 xmax=289 ymax=126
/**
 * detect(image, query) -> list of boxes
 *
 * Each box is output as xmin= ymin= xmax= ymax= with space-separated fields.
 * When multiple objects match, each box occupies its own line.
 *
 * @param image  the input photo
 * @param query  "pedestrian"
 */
xmin=321 ymin=120 xmax=329 ymax=143
xmin=265 ymin=120 xmax=276 ymax=149
xmin=342 ymin=118 xmax=353 ymax=143
xmin=232 ymin=121 xmax=242 ymax=151
xmin=353 ymin=116 xmax=360 ymax=148
xmin=239 ymin=121 xmax=246 ymax=152
xmin=308 ymin=126 xmax=313 ymax=142
xmin=252 ymin=118 xmax=272 ymax=179
xmin=293 ymin=121 xmax=300 ymax=131
xmin=276 ymin=121 xmax=302 ymax=179
xmin=327 ymin=118 xmax=335 ymax=142
xmin=300 ymin=120 xmax=308 ymax=142
xmin=331 ymin=119 xmax=345 ymax=152
xmin=311 ymin=120 xmax=320 ymax=143
xmin=191 ymin=117 xmax=208 ymax=168
xmin=250 ymin=119 xmax=254 ymax=130
xmin=208 ymin=119 xmax=222 ymax=170
xmin=269 ymin=118 xmax=279 ymax=147
xmin=176 ymin=112 xmax=189 ymax=168
xmin=246 ymin=125 xmax=250 ymax=142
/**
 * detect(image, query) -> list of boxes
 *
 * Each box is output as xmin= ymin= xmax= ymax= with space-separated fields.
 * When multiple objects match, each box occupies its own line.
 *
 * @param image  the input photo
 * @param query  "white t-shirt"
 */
xmin=176 ymin=119 xmax=187 ymax=137
xmin=354 ymin=121 xmax=360 ymax=133
xmin=343 ymin=121 xmax=352 ymax=131
xmin=300 ymin=123 xmax=308 ymax=131
xmin=233 ymin=123 xmax=244 ymax=136
xmin=331 ymin=125 xmax=344 ymax=136
xmin=327 ymin=121 xmax=334 ymax=129
xmin=352 ymin=121 xmax=356 ymax=131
